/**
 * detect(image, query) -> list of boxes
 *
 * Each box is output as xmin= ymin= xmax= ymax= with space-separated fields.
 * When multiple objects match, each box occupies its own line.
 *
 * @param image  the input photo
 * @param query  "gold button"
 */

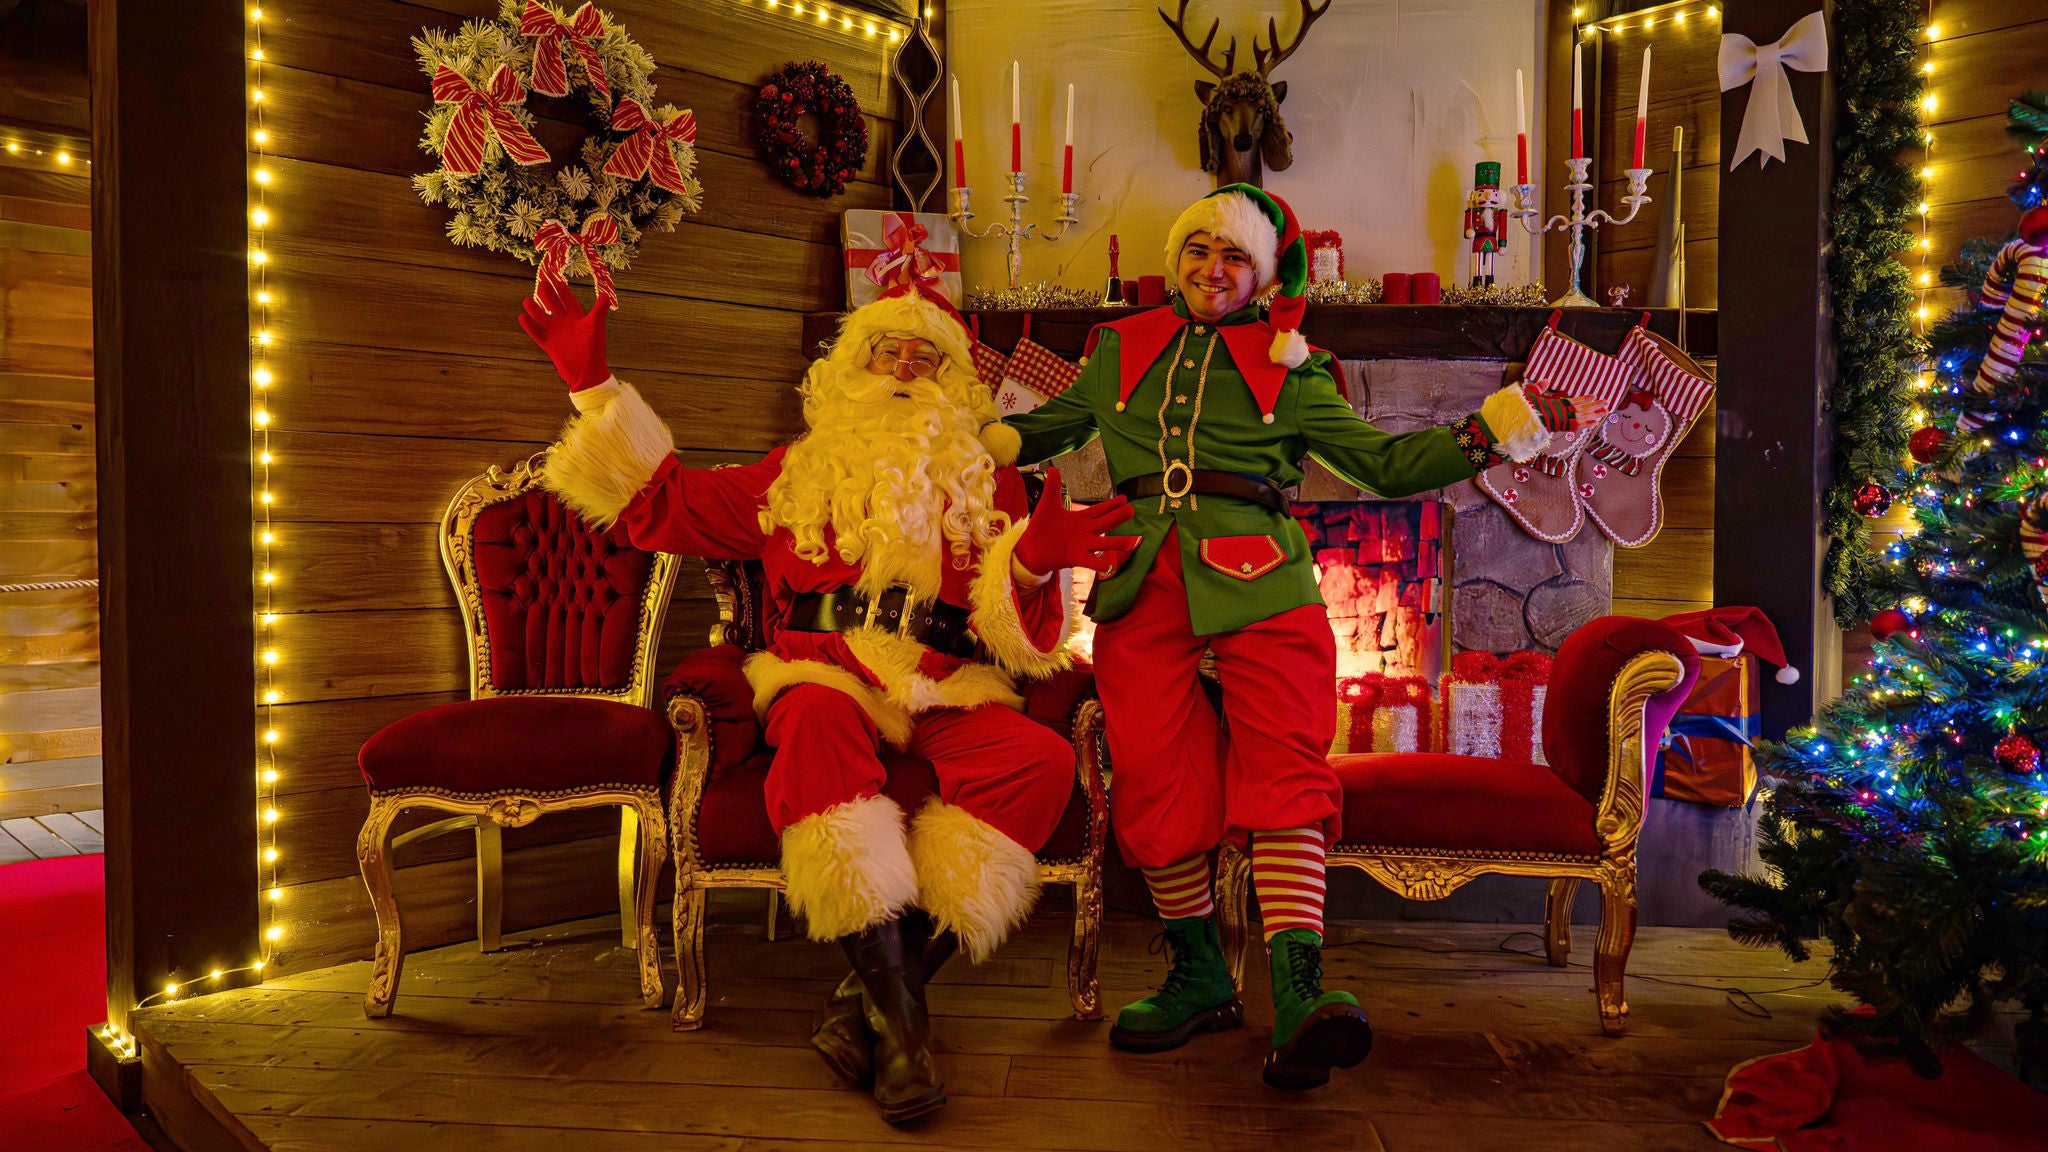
xmin=1170 ymin=499 xmax=1182 ymax=508
xmin=1169 ymin=426 xmax=1182 ymax=436
xmin=1183 ymin=358 xmax=1196 ymax=369
xmin=1240 ymin=562 xmax=1253 ymax=574
xmin=1175 ymin=395 xmax=1188 ymax=404
xmin=1194 ymin=325 xmax=1207 ymax=335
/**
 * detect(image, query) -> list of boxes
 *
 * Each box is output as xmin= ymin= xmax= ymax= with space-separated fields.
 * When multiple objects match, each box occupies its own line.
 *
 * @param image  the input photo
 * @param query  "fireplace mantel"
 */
xmin=801 ymin=305 xmax=1717 ymax=365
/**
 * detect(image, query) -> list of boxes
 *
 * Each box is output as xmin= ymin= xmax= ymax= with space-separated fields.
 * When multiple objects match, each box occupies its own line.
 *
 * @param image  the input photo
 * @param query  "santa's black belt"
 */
xmin=1117 ymin=468 xmax=1288 ymax=513
xmin=785 ymin=586 xmax=979 ymax=659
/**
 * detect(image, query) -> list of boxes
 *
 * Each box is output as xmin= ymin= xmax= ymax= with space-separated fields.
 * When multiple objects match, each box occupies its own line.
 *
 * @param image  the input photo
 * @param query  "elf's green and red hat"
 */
xmin=1162 ymin=182 xmax=1310 ymax=369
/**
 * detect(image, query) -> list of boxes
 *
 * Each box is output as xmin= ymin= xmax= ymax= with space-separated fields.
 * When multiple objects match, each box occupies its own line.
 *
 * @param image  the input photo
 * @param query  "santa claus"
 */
xmin=520 ymin=279 xmax=1135 ymax=1124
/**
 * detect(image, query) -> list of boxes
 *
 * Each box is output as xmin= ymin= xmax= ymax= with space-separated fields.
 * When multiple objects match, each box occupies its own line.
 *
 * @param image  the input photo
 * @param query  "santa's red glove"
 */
xmin=1014 ymin=468 xmax=1140 ymax=578
xmin=517 ymin=279 xmax=611 ymax=393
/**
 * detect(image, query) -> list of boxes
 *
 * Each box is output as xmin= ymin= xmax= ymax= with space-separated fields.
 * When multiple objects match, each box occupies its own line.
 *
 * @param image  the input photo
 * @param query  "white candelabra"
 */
xmin=1512 ymin=158 xmax=1652 ymax=308
xmin=949 ymin=174 xmax=1079 ymax=291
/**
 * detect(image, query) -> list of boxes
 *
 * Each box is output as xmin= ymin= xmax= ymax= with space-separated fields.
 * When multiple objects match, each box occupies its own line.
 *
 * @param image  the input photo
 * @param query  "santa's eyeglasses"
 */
xmin=867 ymin=339 xmax=945 ymax=379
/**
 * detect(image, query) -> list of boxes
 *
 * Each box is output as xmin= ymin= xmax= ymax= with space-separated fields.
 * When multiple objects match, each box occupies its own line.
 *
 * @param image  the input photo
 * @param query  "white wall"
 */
xmin=947 ymin=0 xmax=1545 ymax=294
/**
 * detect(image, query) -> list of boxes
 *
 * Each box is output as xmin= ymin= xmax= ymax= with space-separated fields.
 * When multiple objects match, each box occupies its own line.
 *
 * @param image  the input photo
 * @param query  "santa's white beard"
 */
xmin=764 ymin=360 xmax=1004 ymax=600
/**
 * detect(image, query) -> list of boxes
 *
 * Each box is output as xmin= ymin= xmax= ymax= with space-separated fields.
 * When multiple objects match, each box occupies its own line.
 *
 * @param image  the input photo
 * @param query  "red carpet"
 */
xmin=0 ymin=855 xmax=148 ymax=1152
xmin=1708 ymin=1030 xmax=2048 ymax=1151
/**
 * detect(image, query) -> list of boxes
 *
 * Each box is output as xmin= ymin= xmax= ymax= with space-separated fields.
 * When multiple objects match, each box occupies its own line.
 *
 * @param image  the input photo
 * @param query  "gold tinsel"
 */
xmin=964 ymin=283 xmax=1107 ymax=310
xmin=1303 ymin=279 xmax=1384 ymax=305
xmin=1438 ymin=282 xmax=1550 ymax=307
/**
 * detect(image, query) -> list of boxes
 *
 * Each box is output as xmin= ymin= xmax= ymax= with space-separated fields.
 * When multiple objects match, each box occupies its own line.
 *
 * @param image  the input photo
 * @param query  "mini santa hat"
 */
xmin=1163 ymin=182 xmax=1311 ymax=370
xmin=1660 ymin=606 xmax=1801 ymax=685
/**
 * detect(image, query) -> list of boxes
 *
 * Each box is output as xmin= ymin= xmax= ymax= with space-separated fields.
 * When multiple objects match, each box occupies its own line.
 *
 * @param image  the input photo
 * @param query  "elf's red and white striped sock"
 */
xmin=1251 ymin=827 xmax=1328 ymax=942
xmin=1142 ymin=854 xmax=1214 ymax=921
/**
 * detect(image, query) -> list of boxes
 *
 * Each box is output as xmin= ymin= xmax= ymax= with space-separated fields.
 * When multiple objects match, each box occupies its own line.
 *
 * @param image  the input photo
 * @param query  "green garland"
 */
xmin=1822 ymin=0 xmax=1927 ymax=625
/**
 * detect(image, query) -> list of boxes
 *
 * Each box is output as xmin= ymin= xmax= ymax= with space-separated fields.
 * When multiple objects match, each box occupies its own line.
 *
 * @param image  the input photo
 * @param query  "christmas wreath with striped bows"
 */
xmin=411 ymin=0 xmax=703 ymax=309
xmin=752 ymin=61 xmax=868 ymax=199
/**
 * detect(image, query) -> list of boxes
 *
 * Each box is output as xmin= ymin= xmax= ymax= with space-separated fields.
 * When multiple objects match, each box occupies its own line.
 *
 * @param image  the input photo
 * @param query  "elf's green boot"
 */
xmin=1262 ymin=928 xmax=1373 ymax=1090
xmin=1109 ymin=915 xmax=1243 ymax=1053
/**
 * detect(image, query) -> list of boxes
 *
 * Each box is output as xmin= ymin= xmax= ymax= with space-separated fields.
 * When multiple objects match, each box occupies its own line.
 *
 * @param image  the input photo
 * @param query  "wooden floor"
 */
xmin=0 ymin=804 xmax=101 ymax=860
xmin=128 ymin=894 xmax=1859 ymax=1152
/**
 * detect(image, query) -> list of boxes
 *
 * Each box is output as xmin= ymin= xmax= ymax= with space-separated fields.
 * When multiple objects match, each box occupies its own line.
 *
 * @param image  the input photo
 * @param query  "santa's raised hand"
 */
xmin=1013 ymin=468 xmax=1140 ymax=578
xmin=517 ymin=279 xmax=612 ymax=393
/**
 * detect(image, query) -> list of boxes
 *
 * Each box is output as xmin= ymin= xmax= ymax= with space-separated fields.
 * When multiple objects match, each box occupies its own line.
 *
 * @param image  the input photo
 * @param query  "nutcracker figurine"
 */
xmin=1463 ymin=161 xmax=1506 ymax=288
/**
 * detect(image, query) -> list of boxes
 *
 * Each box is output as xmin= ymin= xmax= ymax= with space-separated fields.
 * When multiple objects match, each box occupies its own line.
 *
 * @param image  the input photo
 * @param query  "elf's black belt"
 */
xmin=785 ymin=586 xmax=979 ymax=659
xmin=1118 ymin=467 xmax=1289 ymax=513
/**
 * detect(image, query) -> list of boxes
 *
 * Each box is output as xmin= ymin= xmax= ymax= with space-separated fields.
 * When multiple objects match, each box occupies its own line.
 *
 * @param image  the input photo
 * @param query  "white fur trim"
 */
xmin=1270 ymin=327 xmax=1309 ymax=369
xmin=1478 ymin=386 xmax=1548 ymax=464
xmin=743 ymin=651 xmax=915 ymax=748
xmin=832 ymin=293 xmax=975 ymax=378
xmin=840 ymin=628 xmax=1024 ymax=715
xmin=908 ymin=799 xmax=1042 ymax=963
xmin=1776 ymin=666 xmax=1801 ymax=685
xmin=1164 ymin=192 xmax=1277 ymax=290
xmin=541 ymin=381 xmax=675 ymax=528
xmin=779 ymin=795 xmax=918 ymax=941
xmin=968 ymin=518 xmax=1075 ymax=679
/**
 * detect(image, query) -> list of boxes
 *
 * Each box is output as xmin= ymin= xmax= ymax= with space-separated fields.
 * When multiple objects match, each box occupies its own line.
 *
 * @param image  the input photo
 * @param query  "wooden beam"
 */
xmin=1713 ymin=0 xmax=1839 ymax=738
xmin=89 ymin=0 xmax=259 ymax=1095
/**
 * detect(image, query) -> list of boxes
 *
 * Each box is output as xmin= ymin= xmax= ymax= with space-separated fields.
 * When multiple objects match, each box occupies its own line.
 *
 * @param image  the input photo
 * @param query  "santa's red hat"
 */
xmin=1660 ymin=606 xmax=1800 ymax=684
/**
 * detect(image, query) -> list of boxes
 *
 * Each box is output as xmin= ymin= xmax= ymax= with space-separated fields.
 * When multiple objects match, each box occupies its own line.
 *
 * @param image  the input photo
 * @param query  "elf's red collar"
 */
xmin=1094 ymin=305 xmax=1287 ymax=422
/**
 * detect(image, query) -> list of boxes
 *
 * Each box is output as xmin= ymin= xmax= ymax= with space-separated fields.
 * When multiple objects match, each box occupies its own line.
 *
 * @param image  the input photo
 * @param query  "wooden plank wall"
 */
xmin=1584 ymin=4 xmax=1722 ymax=620
xmin=260 ymin=0 xmax=898 ymax=975
xmin=0 ymin=1 xmax=101 ymax=817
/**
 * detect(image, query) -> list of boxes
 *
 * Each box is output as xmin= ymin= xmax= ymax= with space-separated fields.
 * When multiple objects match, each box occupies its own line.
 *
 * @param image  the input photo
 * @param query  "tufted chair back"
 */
xmin=1540 ymin=615 xmax=1700 ymax=804
xmin=442 ymin=451 xmax=681 ymax=705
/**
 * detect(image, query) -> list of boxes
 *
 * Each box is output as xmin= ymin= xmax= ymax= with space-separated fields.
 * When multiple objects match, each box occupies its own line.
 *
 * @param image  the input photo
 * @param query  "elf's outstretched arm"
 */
xmin=1295 ymin=353 xmax=1605 ymax=498
xmin=519 ymin=281 xmax=773 ymax=560
xmin=1001 ymin=328 xmax=1112 ymax=465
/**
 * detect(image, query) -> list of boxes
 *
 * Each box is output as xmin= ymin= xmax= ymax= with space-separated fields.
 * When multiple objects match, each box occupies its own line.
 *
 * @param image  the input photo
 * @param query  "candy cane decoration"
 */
xmin=1959 ymin=209 xmax=2048 ymax=432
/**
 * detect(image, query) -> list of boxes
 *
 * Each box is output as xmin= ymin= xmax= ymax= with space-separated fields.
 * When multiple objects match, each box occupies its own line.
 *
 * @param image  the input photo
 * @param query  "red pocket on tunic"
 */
xmin=1198 ymin=534 xmax=1286 ymax=581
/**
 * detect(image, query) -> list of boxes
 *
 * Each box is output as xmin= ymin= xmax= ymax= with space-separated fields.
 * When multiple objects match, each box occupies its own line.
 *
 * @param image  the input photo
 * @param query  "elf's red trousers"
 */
xmin=762 ymin=683 xmax=1074 ymax=852
xmin=1093 ymin=530 xmax=1340 ymax=870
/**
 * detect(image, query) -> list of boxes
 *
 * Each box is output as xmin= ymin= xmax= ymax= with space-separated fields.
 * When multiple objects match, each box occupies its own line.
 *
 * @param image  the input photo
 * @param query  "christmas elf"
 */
xmin=1001 ymin=184 xmax=1603 ymax=1088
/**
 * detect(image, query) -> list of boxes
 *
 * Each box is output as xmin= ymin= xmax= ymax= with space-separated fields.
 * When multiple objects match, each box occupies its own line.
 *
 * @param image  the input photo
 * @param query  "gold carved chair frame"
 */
xmin=358 ymin=451 xmax=681 ymax=1017
xmin=1215 ymin=648 xmax=1685 ymax=1035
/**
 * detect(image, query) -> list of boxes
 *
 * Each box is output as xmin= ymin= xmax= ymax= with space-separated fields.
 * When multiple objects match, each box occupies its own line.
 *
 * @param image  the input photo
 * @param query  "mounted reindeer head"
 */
xmin=1159 ymin=0 xmax=1330 ymax=190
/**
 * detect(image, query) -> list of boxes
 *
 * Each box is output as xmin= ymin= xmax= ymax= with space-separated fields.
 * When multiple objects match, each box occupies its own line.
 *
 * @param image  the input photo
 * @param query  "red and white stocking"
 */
xmin=1475 ymin=321 xmax=1643 ymax=541
xmin=1581 ymin=328 xmax=1715 ymax=547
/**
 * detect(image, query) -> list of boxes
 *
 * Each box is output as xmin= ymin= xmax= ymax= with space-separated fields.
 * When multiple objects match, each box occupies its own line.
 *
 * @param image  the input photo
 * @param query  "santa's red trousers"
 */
xmin=1092 ymin=528 xmax=1340 ymax=870
xmin=761 ymin=683 xmax=1074 ymax=852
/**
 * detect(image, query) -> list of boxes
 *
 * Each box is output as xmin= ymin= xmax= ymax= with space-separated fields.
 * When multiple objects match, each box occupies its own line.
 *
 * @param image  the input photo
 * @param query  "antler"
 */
xmin=1253 ymin=0 xmax=1330 ymax=77
xmin=1158 ymin=0 xmax=1236 ymax=80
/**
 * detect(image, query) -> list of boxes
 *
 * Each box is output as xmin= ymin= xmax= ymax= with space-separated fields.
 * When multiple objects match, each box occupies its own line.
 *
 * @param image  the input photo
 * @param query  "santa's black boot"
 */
xmin=811 ymin=908 xmax=958 ymax=1087
xmin=840 ymin=917 xmax=947 ymax=1124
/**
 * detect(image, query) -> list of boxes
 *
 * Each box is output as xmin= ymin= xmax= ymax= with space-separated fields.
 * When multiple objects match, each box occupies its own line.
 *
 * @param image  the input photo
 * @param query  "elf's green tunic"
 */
xmin=1005 ymin=301 xmax=1485 ymax=636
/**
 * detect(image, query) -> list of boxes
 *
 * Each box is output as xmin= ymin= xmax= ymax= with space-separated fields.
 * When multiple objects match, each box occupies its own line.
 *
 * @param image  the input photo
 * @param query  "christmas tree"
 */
xmin=1702 ymin=93 xmax=2048 ymax=1074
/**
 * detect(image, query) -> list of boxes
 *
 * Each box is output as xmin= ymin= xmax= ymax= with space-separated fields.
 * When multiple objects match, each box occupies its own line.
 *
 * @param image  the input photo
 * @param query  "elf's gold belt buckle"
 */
xmin=1161 ymin=460 xmax=1195 ymax=499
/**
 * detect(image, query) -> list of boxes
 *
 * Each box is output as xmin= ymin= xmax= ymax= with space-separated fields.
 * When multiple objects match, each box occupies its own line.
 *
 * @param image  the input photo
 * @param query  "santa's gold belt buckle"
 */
xmin=1161 ymin=461 xmax=1195 ymax=499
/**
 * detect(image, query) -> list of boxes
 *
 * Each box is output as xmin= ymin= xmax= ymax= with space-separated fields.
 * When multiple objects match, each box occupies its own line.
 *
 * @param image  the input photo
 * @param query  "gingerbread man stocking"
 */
xmin=1475 ymin=320 xmax=1643 ymax=541
xmin=1581 ymin=328 xmax=1715 ymax=547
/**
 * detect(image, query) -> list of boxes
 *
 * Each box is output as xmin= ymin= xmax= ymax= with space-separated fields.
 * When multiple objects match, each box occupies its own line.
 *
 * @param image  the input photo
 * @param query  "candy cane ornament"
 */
xmin=1959 ymin=208 xmax=2048 ymax=432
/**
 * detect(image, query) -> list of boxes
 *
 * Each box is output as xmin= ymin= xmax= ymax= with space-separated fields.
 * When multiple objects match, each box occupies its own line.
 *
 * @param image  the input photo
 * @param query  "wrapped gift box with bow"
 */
xmin=843 ymin=210 xmax=962 ymax=309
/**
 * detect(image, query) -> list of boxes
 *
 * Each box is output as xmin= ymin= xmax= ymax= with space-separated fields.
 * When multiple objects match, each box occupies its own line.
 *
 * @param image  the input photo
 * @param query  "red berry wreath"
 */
xmin=752 ymin=61 xmax=868 ymax=199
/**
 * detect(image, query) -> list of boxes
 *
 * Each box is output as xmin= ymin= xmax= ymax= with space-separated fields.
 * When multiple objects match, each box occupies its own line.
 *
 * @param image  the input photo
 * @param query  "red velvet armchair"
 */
xmin=1216 ymin=616 xmax=1699 ymax=1035
xmin=355 ymin=452 xmax=680 ymax=1018
xmin=661 ymin=559 xmax=1110 ymax=1031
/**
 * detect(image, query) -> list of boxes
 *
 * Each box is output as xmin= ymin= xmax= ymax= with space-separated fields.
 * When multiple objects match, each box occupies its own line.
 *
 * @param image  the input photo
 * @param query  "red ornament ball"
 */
xmin=1869 ymin=608 xmax=1913 ymax=640
xmin=1995 ymin=733 xmax=2041 ymax=774
xmin=1853 ymin=481 xmax=1893 ymax=517
xmin=1908 ymin=426 xmax=1949 ymax=464
xmin=2021 ymin=205 xmax=2048 ymax=247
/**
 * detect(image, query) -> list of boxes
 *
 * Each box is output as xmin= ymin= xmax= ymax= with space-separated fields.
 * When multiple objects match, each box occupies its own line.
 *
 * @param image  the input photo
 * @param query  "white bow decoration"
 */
xmin=1719 ymin=11 xmax=1829 ymax=171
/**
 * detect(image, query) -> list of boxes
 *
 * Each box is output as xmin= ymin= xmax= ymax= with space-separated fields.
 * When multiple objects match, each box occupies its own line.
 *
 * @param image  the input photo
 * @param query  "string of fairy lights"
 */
xmin=742 ymin=0 xmax=906 ymax=41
